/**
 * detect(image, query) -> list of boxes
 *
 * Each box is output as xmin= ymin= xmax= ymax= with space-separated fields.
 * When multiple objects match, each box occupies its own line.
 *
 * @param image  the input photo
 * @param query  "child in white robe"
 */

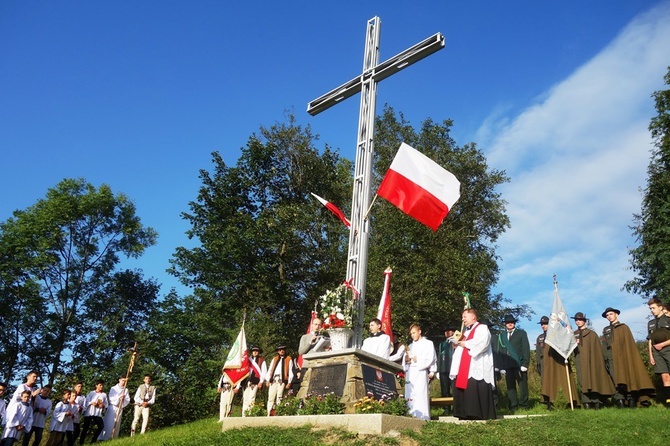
xmin=45 ymin=390 xmax=73 ymax=446
xmin=2 ymin=391 xmax=33 ymax=446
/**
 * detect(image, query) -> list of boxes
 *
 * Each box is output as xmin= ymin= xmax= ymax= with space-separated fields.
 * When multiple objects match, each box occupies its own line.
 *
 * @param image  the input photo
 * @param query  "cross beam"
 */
xmin=307 ymin=31 xmax=445 ymax=116
xmin=308 ymin=17 xmax=444 ymax=348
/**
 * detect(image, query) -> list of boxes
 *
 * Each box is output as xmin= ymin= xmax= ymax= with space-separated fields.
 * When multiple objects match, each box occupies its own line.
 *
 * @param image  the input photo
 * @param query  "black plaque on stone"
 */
xmin=361 ymin=364 xmax=398 ymax=400
xmin=307 ymin=364 xmax=347 ymax=397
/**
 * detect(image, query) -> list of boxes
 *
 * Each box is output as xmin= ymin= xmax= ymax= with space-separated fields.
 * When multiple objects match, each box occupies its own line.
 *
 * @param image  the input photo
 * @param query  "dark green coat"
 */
xmin=493 ymin=329 xmax=530 ymax=370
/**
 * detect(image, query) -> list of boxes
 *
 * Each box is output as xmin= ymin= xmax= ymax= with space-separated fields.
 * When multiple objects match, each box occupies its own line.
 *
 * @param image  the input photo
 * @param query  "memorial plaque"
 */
xmin=307 ymin=364 xmax=347 ymax=396
xmin=361 ymin=364 xmax=398 ymax=400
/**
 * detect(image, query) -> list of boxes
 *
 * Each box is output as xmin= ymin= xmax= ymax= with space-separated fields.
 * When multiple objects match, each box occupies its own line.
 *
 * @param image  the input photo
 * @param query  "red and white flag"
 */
xmin=376 ymin=267 xmax=394 ymax=343
xmin=223 ymin=325 xmax=250 ymax=387
xmin=297 ymin=309 xmax=318 ymax=368
xmin=377 ymin=143 xmax=460 ymax=231
xmin=310 ymin=193 xmax=351 ymax=228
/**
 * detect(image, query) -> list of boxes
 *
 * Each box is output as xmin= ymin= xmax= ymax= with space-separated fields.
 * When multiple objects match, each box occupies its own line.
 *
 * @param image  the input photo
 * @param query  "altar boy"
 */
xmin=2 ymin=391 xmax=33 ymax=446
xmin=45 ymin=390 xmax=73 ymax=446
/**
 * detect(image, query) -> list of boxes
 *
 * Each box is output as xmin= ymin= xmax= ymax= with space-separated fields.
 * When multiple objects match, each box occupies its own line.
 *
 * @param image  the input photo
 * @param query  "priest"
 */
xmin=449 ymin=308 xmax=496 ymax=420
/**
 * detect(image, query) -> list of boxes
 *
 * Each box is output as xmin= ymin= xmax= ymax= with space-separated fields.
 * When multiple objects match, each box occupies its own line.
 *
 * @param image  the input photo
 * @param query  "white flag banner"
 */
xmin=545 ymin=279 xmax=577 ymax=360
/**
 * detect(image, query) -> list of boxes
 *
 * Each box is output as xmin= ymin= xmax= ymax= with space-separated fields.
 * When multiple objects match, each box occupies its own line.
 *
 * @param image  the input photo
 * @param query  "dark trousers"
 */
xmin=22 ymin=426 xmax=43 ymax=446
xmin=69 ymin=422 xmax=80 ymax=446
xmin=439 ymin=374 xmax=453 ymax=397
xmin=504 ymin=368 xmax=528 ymax=409
xmin=79 ymin=417 xmax=103 ymax=444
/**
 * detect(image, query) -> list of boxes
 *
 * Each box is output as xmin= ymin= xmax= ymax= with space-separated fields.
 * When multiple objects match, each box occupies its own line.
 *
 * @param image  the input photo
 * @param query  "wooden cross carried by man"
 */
xmin=307 ymin=17 xmax=445 ymax=347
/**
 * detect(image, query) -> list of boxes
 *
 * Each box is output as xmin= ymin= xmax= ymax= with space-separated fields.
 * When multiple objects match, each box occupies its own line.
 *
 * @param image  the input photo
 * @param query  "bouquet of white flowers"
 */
xmin=319 ymin=284 xmax=354 ymax=329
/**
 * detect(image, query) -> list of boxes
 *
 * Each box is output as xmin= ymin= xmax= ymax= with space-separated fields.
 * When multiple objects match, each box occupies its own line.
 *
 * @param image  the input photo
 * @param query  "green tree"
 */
xmin=0 ymin=178 xmax=157 ymax=383
xmin=626 ymin=67 xmax=670 ymax=302
xmin=167 ymin=114 xmax=352 ymax=422
xmin=170 ymin=115 xmax=352 ymax=349
xmin=366 ymin=106 xmax=514 ymax=337
xmin=71 ymin=269 xmax=160 ymax=370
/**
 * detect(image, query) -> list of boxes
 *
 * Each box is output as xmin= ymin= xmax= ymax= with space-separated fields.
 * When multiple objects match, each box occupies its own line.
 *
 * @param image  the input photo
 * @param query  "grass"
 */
xmin=103 ymin=404 xmax=668 ymax=446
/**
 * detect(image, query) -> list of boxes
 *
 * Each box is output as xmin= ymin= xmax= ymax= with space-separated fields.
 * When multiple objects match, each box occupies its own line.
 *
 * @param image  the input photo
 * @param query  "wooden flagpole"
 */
xmin=564 ymin=359 xmax=575 ymax=410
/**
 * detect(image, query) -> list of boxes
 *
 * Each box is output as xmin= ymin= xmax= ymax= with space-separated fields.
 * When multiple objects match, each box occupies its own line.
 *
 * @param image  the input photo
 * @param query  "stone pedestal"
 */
xmin=297 ymin=348 xmax=403 ymax=413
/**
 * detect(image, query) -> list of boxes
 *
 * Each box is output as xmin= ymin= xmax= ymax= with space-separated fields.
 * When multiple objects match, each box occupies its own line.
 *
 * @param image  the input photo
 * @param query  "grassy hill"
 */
xmin=105 ymin=405 xmax=668 ymax=446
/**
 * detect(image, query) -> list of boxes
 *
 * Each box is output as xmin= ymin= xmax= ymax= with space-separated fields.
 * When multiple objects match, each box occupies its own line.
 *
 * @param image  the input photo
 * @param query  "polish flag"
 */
xmin=377 ymin=143 xmax=460 ymax=231
xmin=223 ymin=325 xmax=250 ymax=387
xmin=297 ymin=309 xmax=318 ymax=368
xmin=310 ymin=193 xmax=351 ymax=228
xmin=376 ymin=267 xmax=394 ymax=343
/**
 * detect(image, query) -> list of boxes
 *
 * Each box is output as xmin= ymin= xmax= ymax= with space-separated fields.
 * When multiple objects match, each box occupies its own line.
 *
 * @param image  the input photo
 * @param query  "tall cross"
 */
xmin=308 ymin=17 xmax=444 ymax=347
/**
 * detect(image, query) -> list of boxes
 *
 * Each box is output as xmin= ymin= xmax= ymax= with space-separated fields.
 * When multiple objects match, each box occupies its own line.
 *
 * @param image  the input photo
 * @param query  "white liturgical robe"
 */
xmin=449 ymin=322 xmax=495 ymax=386
xmin=403 ymin=336 xmax=436 ymax=420
xmin=361 ymin=333 xmax=392 ymax=359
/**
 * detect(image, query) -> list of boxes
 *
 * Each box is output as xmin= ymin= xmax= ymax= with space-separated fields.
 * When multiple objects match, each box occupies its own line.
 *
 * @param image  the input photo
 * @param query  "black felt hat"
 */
xmin=601 ymin=307 xmax=621 ymax=318
xmin=503 ymin=314 xmax=517 ymax=323
xmin=572 ymin=312 xmax=587 ymax=321
xmin=537 ymin=315 xmax=549 ymax=324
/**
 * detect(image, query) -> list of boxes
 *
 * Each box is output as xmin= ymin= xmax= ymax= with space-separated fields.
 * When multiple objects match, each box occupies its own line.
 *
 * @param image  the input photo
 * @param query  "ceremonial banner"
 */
xmin=545 ymin=284 xmax=578 ymax=360
xmin=223 ymin=325 xmax=250 ymax=386
xmin=310 ymin=193 xmax=351 ymax=228
xmin=377 ymin=142 xmax=461 ymax=231
xmin=376 ymin=268 xmax=394 ymax=342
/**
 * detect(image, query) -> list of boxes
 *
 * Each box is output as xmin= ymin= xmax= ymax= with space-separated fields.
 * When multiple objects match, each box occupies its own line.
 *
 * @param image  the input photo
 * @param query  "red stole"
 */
xmin=455 ymin=323 xmax=479 ymax=390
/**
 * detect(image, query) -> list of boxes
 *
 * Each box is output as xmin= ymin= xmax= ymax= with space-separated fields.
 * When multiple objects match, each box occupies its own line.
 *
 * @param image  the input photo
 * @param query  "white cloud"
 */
xmin=485 ymin=3 xmax=670 ymax=342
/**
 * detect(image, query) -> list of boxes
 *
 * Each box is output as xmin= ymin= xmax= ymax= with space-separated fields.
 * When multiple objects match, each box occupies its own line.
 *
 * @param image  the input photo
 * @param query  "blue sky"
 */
xmin=2 ymin=1 xmax=669 ymax=342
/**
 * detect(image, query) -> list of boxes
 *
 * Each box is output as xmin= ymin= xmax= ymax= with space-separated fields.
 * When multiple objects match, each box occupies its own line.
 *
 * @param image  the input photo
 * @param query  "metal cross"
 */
xmin=308 ymin=16 xmax=444 ymax=347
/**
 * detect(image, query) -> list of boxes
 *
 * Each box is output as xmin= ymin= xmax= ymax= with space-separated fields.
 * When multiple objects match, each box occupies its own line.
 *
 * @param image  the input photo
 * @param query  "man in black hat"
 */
xmin=535 ymin=316 xmax=549 ymax=377
xmin=601 ymin=307 xmax=655 ymax=407
xmin=264 ymin=345 xmax=293 ymax=416
xmin=436 ymin=327 xmax=457 ymax=403
xmin=493 ymin=315 xmax=530 ymax=412
xmin=572 ymin=312 xmax=614 ymax=409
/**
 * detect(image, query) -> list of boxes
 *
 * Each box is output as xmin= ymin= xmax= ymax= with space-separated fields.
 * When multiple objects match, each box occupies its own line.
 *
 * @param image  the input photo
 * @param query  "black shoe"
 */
xmin=583 ymin=403 xmax=591 ymax=409
xmin=616 ymin=399 xmax=625 ymax=409
xmin=594 ymin=402 xmax=601 ymax=410
xmin=546 ymin=402 xmax=554 ymax=411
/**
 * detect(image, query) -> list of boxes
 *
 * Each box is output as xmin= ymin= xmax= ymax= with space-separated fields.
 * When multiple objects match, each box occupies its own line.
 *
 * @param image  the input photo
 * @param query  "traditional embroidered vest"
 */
xmin=138 ymin=385 xmax=155 ymax=402
xmin=268 ymin=355 xmax=291 ymax=382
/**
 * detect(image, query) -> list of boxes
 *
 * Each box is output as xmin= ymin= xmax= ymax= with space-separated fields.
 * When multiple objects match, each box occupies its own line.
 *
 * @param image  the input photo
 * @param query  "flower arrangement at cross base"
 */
xmin=319 ymin=284 xmax=355 ymax=329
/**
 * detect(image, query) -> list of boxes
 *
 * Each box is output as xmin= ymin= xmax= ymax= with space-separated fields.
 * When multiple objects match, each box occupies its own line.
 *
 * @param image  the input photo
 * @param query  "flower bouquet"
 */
xmin=319 ymin=284 xmax=354 ymax=329
xmin=319 ymin=284 xmax=356 ymax=350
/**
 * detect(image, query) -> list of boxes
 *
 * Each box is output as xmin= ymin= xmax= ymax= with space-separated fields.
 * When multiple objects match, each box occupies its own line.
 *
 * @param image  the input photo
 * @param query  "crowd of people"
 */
xmin=0 ymin=374 xmax=156 ymax=445
xmin=436 ymin=298 xmax=670 ymax=420
xmin=219 ymin=297 xmax=670 ymax=423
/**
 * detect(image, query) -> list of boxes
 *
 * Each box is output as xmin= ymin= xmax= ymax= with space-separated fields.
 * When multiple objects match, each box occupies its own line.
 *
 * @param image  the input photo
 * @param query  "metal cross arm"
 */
xmin=307 ymin=32 xmax=445 ymax=116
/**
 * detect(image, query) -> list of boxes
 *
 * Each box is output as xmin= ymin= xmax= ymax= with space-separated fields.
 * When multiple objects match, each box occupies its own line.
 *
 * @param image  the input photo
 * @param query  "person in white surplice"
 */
xmin=361 ymin=318 xmax=392 ymax=360
xmin=403 ymin=323 xmax=437 ymax=420
xmin=449 ymin=308 xmax=497 ymax=420
xmin=99 ymin=377 xmax=130 ymax=440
